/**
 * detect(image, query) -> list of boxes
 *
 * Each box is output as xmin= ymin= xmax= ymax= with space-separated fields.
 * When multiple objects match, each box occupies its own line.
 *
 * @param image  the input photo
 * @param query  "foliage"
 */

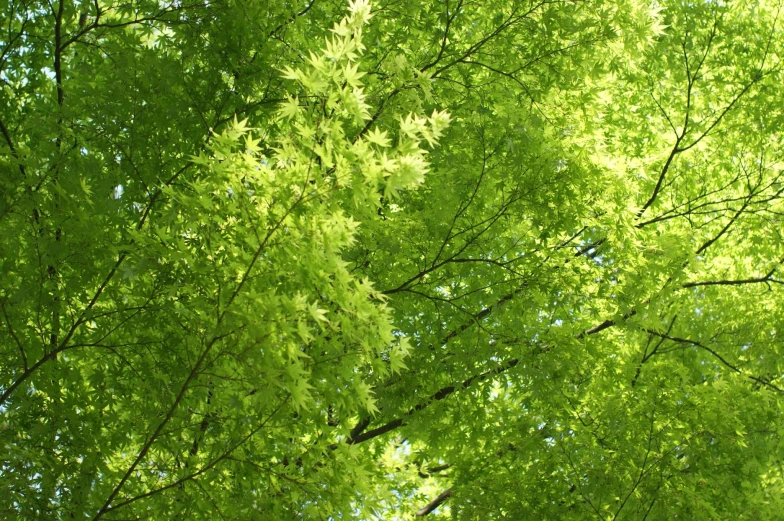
xmin=1 ymin=0 xmax=783 ymax=519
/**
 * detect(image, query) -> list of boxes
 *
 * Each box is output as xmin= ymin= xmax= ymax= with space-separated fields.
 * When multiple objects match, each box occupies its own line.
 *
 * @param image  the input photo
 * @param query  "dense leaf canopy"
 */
xmin=2 ymin=0 xmax=784 ymax=519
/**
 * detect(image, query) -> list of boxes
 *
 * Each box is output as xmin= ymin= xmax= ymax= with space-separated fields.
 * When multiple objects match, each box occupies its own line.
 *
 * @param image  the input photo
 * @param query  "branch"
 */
xmin=53 ymin=0 xmax=65 ymax=108
xmin=431 ymin=1 xmax=549 ymax=78
xmin=684 ymin=255 xmax=784 ymax=290
xmin=695 ymin=197 xmax=751 ymax=255
xmin=356 ymin=0 xmax=551 ymax=143
xmin=416 ymin=488 xmax=453 ymax=516
xmin=420 ymin=0 xmax=462 ymax=72
xmin=638 ymin=16 xmax=766 ymax=218
xmin=0 ymin=114 xmax=26 ymax=178
xmin=346 ymin=358 xmax=520 ymax=445
xmin=92 ymin=333 xmax=229 ymax=520
xmin=1 ymin=296 xmax=27 ymax=370
xmin=645 ymin=330 xmax=783 ymax=393
xmin=420 ymin=463 xmax=451 ymax=477
xmin=266 ymin=0 xmax=317 ymax=40
xmin=347 ymin=237 xmax=619 ymax=440
xmin=63 ymin=2 xmax=208 ymax=49
xmin=93 ymin=189 xmax=303 ymax=517
xmin=353 ymin=87 xmax=401 ymax=143
xmin=632 ymin=315 xmax=677 ymax=387
xmin=637 ymin=134 xmax=685 ymax=216
xmin=0 ymin=93 xmax=279 ymax=406
xmin=96 ymin=396 xmax=290 ymax=516
xmin=683 ymin=276 xmax=783 ymax=289
xmin=576 ymin=308 xmax=637 ymax=340
xmin=0 ymin=10 xmax=29 ymax=74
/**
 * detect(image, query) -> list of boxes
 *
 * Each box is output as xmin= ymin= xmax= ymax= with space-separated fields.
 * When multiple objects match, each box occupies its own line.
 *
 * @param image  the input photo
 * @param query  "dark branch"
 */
xmin=416 ymin=488 xmax=453 ymax=516
xmin=346 ymin=359 xmax=520 ymax=445
xmin=645 ymin=330 xmax=783 ymax=393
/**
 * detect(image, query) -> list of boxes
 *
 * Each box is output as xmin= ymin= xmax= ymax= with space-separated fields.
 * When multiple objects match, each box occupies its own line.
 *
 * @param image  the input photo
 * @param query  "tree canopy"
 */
xmin=2 ymin=0 xmax=784 ymax=518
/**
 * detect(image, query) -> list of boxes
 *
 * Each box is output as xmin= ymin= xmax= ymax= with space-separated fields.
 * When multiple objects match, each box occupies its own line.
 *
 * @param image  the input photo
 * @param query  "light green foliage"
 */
xmin=1 ymin=0 xmax=783 ymax=519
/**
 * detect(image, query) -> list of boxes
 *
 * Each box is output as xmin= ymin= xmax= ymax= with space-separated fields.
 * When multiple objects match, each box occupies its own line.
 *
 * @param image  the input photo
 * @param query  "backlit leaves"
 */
xmin=1 ymin=0 xmax=783 ymax=519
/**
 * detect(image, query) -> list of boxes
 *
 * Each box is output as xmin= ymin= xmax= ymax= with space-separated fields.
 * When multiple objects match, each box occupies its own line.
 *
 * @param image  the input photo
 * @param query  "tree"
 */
xmin=1 ymin=0 xmax=783 ymax=518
